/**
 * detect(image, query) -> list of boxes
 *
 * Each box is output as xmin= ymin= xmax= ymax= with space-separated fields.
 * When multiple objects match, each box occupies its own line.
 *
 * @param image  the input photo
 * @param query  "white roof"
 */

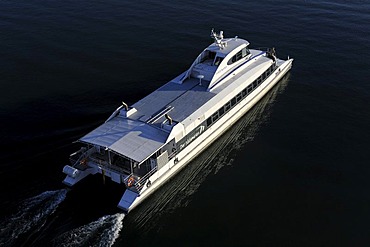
xmin=207 ymin=38 xmax=249 ymax=55
xmin=79 ymin=117 xmax=168 ymax=162
xmin=78 ymin=36 xmax=273 ymax=163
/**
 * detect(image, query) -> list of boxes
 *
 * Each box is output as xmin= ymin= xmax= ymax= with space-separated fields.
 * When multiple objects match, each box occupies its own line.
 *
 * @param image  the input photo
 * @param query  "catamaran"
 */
xmin=62 ymin=30 xmax=293 ymax=212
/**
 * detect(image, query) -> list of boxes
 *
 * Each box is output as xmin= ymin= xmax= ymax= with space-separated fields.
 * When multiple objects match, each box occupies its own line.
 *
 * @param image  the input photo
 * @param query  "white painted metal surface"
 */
xmin=79 ymin=117 xmax=168 ymax=162
xmin=62 ymin=30 xmax=293 ymax=213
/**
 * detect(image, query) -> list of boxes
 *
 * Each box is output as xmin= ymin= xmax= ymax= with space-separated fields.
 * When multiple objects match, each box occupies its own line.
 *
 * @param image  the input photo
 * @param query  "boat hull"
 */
xmin=118 ymin=58 xmax=293 ymax=212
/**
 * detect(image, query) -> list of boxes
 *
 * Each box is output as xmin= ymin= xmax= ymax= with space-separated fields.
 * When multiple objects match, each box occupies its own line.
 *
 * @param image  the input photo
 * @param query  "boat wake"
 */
xmin=53 ymin=213 xmax=125 ymax=247
xmin=0 ymin=189 xmax=68 ymax=247
xmin=29 ymin=75 xmax=289 ymax=247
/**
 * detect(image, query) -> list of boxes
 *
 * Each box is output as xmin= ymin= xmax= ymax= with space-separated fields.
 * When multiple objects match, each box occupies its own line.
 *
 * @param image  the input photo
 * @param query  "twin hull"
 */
xmin=115 ymin=58 xmax=293 ymax=212
xmin=63 ymin=56 xmax=293 ymax=212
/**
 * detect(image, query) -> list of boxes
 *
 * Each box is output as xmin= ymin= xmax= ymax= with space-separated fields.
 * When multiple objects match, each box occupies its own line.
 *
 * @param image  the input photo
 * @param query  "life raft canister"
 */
xmin=127 ymin=176 xmax=135 ymax=187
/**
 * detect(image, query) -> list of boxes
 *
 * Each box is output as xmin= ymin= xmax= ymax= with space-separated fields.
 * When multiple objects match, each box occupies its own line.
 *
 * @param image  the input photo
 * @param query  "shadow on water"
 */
xmin=120 ymin=74 xmax=291 ymax=245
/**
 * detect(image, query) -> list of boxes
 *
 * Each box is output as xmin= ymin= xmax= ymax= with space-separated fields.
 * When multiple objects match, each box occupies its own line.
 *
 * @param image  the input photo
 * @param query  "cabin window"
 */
xmin=208 ymin=51 xmax=216 ymax=60
xmin=247 ymin=84 xmax=253 ymax=93
xmin=212 ymin=112 xmax=219 ymax=122
xmin=225 ymin=101 xmax=231 ymax=112
xmin=214 ymin=56 xmax=223 ymax=66
xmin=231 ymin=98 xmax=237 ymax=106
xmin=253 ymin=81 xmax=257 ymax=88
xmin=227 ymin=47 xmax=249 ymax=65
xmin=236 ymin=51 xmax=242 ymax=61
xmin=219 ymin=107 xmax=225 ymax=116
xmin=207 ymin=118 xmax=212 ymax=126
xmin=236 ymin=93 xmax=242 ymax=102
xmin=257 ymin=77 xmax=262 ymax=85
xmin=199 ymin=63 xmax=277 ymax=135
xmin=228 ymin=54 xmax=237 ymax=65
xmin=228 ymin=56 xmax=235 ymax=65
xmin=202 ymin=51 xmax=216 ymax=63
xmin=242 ymin=47 xmax=250 ymax=58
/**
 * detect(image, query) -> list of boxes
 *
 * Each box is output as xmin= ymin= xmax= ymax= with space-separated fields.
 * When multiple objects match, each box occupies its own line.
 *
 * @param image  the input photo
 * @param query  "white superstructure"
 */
xmin=62 ymin=30 xmax=293 ymax=212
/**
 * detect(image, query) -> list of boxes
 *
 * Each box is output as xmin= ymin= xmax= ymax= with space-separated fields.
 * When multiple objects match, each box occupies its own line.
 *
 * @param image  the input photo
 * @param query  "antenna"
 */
xmin=210 ymin=29 xmax=226 ymax=48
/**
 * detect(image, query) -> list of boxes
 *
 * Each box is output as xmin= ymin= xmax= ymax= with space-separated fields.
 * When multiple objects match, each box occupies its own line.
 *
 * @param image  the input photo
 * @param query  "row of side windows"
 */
xmin=206 ymin=63 xmax=277 ymax=127
xmin=227 ymin=47 xmax=250 ymax=65
xmin=175 ymin=63 xmax=277 ymax=153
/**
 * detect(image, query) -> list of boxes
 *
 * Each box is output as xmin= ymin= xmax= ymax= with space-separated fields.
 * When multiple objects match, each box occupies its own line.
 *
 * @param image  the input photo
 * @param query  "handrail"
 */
xmin=146 ymin=106 xmax=174 ymax=124
xmin=70 ymin=148 xmax=90 ymax=167
xmin=254 ymin=47 xmax=269 ymax=51
xmin=70 ymin=147 xmax=130 ymax=176
xmin=88 ymin=156 xmax=129 ymax=174
xmin=137 ymin=166 xmax=158 ymax=191
xmin=125 ymin=166 xmax=158 ymax=192
xmin=72 ymin=147 xmax=160 ymax=192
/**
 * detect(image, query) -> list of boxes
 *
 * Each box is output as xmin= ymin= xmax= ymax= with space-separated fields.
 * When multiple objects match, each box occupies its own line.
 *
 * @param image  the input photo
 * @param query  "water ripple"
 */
xmin=0 ymin=189 xmax=68 ymax=247
xmin=53 ymin=213 xmax=125 ymax=247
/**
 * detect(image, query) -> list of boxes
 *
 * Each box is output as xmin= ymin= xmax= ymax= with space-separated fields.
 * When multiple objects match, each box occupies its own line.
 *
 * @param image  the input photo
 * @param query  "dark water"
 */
xmin=1 ymin=0 xmax=370 ymax=246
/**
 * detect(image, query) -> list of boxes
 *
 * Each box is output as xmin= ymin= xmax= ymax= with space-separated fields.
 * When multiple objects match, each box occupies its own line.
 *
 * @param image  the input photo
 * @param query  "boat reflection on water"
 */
xmin=122 ymin=73 xmax=291 ymax=238
xmin=4 ymin=73 xmax=290 ymax=247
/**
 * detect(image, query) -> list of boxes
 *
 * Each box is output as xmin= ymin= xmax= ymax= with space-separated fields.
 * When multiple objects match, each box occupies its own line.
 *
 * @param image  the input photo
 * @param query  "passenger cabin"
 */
xmin=179 ymin=30 xmax=252 ymax=91
xmin=71 ymin=30 xmax=275 ymax=190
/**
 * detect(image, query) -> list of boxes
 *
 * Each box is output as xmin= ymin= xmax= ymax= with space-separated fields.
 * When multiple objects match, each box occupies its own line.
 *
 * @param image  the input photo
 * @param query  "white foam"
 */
xmin=0 ymin=189 xmax=68 ymax=246
xmin=54 ymin=213 xmax=125 ymax=247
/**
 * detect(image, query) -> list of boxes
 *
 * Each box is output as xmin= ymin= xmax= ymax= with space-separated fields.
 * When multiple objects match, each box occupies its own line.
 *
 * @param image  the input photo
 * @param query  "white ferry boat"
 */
xmin=62 ymin=30 xmax=293 ymax=213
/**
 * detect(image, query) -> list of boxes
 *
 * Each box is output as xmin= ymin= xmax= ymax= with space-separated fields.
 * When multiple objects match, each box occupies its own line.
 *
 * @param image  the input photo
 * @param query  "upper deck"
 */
xmin=128 ymin=48 xmax=271 ymax=127
xmin=79 ymin=32 xmax=278 ymax=163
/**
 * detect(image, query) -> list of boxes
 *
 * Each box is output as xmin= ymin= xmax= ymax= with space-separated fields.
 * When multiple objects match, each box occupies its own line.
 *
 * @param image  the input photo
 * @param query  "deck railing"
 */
xmin=69 ymin=148 xmax=91 ymax=167
xmin=88 ymin=156 xmax=130 ymax=175
xmin=70 ymin=148 xmax=161 ymax=192
xmin=125 ymin=166 xmax=158 ymax=192
xmin=70 ymin=148 xmax=130 ymax=175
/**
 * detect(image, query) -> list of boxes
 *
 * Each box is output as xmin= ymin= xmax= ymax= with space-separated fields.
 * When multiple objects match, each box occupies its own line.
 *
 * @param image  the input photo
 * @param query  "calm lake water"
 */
xmin=1 ymin=0 xmax=370 ymax=246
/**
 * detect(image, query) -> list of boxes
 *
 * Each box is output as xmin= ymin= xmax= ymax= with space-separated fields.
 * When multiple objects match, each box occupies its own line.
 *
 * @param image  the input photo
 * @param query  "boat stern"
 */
xmin=62 ymin=165 xmax=95 ymax=186
xmin=117 ymin=189 xmax=139 ymax=213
